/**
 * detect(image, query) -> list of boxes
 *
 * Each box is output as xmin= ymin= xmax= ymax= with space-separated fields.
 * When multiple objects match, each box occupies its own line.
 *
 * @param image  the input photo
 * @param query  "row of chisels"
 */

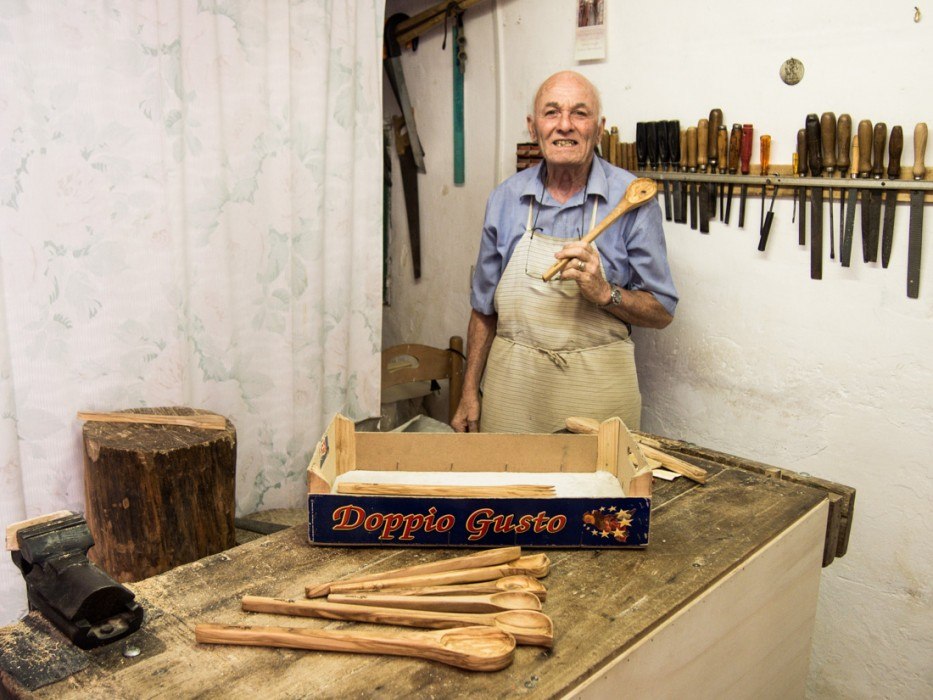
xmin=600 ymin=111 xmax=929 ymax=298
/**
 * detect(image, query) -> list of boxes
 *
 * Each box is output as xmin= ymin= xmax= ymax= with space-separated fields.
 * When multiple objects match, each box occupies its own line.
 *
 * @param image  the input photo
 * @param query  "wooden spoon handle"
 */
xmin=382 ymin=576 xmax=547 ymax=601
xmin=542 ymin=178 xmax=657 ymax=281
xmin=327 ymin=590 xmax=542 ymax=613
xmin=243 ymin=596 xmax=488 ymax=627
xmin=305 ymin=546 xmax=521 ymax=598
xmin=310 ymin=554 xmax=549 ymax=597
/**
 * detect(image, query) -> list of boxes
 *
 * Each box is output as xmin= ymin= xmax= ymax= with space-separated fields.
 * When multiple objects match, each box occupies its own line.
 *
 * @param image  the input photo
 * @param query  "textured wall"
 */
xmin=383 ymin=1 xmax=933 ymax=697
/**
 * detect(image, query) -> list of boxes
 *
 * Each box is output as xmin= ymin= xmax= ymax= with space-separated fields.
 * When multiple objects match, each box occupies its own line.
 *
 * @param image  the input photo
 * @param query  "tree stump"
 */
xmin=81 ymin=407 xmax=237 ymax=582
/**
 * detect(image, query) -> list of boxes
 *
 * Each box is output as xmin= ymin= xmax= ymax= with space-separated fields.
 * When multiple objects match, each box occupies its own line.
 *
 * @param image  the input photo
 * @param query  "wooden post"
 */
xmin=81 ymin=406 xmax=236 ymax=582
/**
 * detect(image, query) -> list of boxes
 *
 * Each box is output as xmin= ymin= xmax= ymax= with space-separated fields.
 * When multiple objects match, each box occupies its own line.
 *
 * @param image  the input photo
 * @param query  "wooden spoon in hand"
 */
xmin=195 ymin=623 xmax=515 ymax=672
xmin=542 ymin=177 xmax=658 ymax=281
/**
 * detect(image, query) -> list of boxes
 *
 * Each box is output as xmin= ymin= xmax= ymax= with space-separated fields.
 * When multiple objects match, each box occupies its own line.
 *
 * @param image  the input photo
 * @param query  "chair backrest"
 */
xmin=381 ymin=336 xmax=464 ymax=423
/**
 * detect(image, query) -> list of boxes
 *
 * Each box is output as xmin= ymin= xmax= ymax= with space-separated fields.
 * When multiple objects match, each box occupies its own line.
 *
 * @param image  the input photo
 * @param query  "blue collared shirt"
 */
xmin=470 ymin=157 xmax=678 ymax=317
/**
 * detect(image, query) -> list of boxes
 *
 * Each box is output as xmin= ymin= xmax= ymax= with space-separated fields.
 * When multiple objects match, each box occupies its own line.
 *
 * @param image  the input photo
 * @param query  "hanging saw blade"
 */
xmin=385 ymin=13 xmax=426 ymax=173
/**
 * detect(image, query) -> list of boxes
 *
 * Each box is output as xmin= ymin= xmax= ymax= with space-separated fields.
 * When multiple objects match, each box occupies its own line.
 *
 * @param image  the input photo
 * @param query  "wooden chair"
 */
xmin=381 ymin=336 xmax=464 ymax=424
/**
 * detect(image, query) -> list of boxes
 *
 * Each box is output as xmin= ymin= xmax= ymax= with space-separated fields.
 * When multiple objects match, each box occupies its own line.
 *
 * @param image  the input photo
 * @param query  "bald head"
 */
xmin=531 ymin=71 xmax=602 ymax=123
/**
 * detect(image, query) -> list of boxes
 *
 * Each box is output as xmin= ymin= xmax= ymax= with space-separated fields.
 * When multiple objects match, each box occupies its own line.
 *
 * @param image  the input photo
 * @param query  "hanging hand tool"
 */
xmin=868 ymin=122 xmax=888 ymax=262
xmin=707 ymin=109 xmax=723 ymax=219
xmin=697 ymin=118 xmax=710 ymax=233
xmin=842 ymin=134 xmax=860 ymax=266
xmin=687 ymin=125 xmax=699 ymax=230
xmin=881 ymin=125 xmax=903 ymax=268
xmin=806 ymin=114 xmax=824 ymax=279
xmin=636 ymin=122 xmax=647 ymax=170
xmin=393 ymin=116 xmax=423 ymax=278
xmin=758 ymin=183 xmax=778 ymax=252
xmin=717 ymin=125 xmax=728 ymax=220
xmin=907 ymin=122 xmax=927 ymax=298
xmin=646 ymin=121 xmax=659 ymax=172
xmin=667 ymin=120 xmax=682 ymax=223
xmin=678 ymin=126 xmax=688 ymax=223
xmin=600 ymin=128 xmax=610 ymax=161
xmin=657 ymin=121 xmax=673 ymax=221
xmin=452 ymin=9 xmax=466 ymax=184
xmin=836 ymin=114 xmax=852 ymax=257
xmin=758 ymin=135 xmax=771 ymax=236
xmin=792 ymin=152 xmax=799 ymax=222
xmin=797 ymin=128 xmax=808 ymax=245
xmin=610 ymin=126 xmax=620 ymax=167
xmin=738 ymin=124 xmax=753 ymax=228
xmin=857 ymin=119 xmax=874 ymax=263
xmin=724 ymin=124 xmax=742 ymax=225
xmin=821 ymin=113 xmax=837 ymax=260
xmin=385 ymin=14 xmax=426 ymax=174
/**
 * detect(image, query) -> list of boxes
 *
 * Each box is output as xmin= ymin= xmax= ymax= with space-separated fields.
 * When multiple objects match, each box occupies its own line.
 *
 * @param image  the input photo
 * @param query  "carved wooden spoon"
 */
xmin=328 ymin=590 xmax=543 ymax=613
xmin=542 ymin=177 xmax=658 ymax=281
xmin=242 ymin=596 xmax=554 ymax=648
xmin=305 ymin=546 xmax=521 ymax=598
xmin=195 ymin=623 xmax=515 ymax=672
xmin=378 ymin=575 xmax=548 ymax=602
xmin=308 ymin=554 xmax=550 ymax=597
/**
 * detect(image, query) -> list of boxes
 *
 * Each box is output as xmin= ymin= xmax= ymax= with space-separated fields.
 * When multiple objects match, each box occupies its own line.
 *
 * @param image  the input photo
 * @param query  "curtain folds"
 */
xmin=0 ymin=0 xmax=384 ymax=624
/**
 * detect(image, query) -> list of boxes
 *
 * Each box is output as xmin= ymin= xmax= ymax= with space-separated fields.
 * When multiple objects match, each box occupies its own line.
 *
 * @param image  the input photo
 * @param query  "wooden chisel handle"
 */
xmin=872 ymin=123 xmax=887 ymax=178
xmin=740 ymin=125 xmax=753 ymax=174
xmin=728 ymin=124 xmax=742 ymax=174
xmin=796 ymin=129 xmax=807 ymax=176
xmin=821 ymin=112 xmax=836 ymax=172
xmin=760 ymin=135 xmax=771 ymax=175
xmin=888 ymin=126 xmax=903 ymax=179
xmin=805 ymin=114 xmax=821 ymax=175
xmin=717 ymin=126 xmax=727 ymax=171
xmin=697 ymin=119 xmax=709 ymax=170
xmin=836 ymin=114 xmax=852 ymax=174
xmin=708 ymin=108 xmax=722 ymax=165
xmin=686 ymin=126 xmax=698 ymax=171
xmin=857 ymin=120 xmax=873 ymax=177
xmin=914 ymin=123 xmax=928 ymax=179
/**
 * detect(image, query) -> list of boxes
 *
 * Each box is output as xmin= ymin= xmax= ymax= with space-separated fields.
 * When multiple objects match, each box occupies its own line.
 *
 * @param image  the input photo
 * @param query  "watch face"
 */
xmin=611 ymin=287 xmax=623 ymax=305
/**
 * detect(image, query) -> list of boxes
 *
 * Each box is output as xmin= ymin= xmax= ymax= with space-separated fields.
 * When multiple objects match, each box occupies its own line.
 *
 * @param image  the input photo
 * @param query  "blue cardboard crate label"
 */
xmin=308 ymin=495 xmax=649 ymax=548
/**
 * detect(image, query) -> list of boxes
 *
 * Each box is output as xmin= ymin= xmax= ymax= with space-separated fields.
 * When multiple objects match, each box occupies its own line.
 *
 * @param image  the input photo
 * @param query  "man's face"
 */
xmin=527 ymin=73 xmax=604 ymax=172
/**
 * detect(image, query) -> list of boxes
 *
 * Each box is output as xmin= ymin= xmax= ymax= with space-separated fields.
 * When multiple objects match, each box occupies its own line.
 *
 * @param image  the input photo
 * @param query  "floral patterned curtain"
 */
xmin=0 ymin=0 xmax=384 ymax=623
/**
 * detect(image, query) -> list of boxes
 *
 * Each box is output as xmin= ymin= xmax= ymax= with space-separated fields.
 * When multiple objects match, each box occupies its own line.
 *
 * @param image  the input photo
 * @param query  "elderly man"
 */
xmin=451 ymin=70 xmax=678 ymax=434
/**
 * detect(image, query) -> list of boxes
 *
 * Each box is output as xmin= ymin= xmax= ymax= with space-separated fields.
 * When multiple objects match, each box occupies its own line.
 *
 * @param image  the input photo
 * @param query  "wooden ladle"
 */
xmin=381 ymin=575 xmax=548 ymax=602
xmin=195 ymin=623 xmax=515 ymax=672
xmin=542 ymin=177 xmax=659 ymax=281
xmin=327 ymin=590 xmax=542 ymax=613
xmin=308 ymin=554 xmax=550 ymax=598
xmin=242 ymin=596 xmax=554 ymax=648
xmin=305 ymin=546 xmax=521 ymax=598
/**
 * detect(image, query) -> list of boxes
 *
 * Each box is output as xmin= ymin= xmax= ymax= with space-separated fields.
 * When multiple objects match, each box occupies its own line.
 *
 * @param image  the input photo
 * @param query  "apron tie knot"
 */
xmin=540 ymin=348 xmax=568 ymax=368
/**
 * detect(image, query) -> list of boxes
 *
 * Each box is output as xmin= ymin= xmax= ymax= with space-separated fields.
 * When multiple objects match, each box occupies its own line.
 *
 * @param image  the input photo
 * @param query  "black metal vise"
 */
xmin=11 ymin=512 xmax=143 ymax=649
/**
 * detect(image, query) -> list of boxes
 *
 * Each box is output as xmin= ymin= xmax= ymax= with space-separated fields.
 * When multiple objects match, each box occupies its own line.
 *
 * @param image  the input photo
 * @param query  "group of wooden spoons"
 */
xmin=195 ymin=546 xmax=552 ymax=672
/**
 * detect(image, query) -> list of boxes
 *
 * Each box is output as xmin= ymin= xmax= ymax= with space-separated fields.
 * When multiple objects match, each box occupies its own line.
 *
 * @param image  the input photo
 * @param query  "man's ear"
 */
xmin=526 ymin=115 xmax=536 ymax=141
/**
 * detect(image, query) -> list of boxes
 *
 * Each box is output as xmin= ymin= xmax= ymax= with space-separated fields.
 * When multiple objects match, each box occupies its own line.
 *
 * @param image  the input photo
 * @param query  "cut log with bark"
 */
xmin=81 ymin=406 xmax=236 ymax=582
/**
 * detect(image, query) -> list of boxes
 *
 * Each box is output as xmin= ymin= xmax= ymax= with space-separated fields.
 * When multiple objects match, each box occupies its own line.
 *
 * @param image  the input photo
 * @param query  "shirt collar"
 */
xmin=521 ymin=157 xmax=611 ymax=206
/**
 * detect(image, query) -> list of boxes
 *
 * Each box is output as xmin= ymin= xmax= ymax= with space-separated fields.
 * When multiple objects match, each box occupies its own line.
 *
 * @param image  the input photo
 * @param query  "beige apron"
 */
xmin=480 ymin=198 xmax=641 ymax=433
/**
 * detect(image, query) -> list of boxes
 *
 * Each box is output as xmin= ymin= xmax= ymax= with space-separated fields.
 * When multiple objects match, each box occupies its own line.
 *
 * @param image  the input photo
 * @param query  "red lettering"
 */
xmin=332 ymin=505 xmax=364 ymax=530
xmin=546 ymin=514 xmax=567 ymax=533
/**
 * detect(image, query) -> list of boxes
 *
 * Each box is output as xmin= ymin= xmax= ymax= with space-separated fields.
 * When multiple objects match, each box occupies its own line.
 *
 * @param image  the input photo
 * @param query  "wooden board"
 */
xmin=0 ymin=456 xmax=830 ymax=698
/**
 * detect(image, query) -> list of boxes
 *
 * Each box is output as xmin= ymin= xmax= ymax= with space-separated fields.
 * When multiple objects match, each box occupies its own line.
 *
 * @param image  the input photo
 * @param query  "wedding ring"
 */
xmin=577 ymin=260 xmax=585 ymax=270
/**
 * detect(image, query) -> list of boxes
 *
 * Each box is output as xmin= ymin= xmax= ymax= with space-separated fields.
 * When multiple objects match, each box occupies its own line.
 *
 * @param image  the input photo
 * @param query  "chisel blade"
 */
xmin=841 ymin=187 xmax=859 ymax=267
xmin=699 ymin=182 xmax=710 ymax=233
xmin=811 ymin=187 xmax=823 ymax=279
xmin=881 ymin=189 xmax=898 ymax=268
xmin=907 ymin=189 xmax=924 ymax=298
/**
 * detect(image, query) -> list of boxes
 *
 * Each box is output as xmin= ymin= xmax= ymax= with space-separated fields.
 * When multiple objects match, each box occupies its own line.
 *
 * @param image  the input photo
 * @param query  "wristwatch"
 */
xmin=601 ymin=285 xmax=623 ymax=307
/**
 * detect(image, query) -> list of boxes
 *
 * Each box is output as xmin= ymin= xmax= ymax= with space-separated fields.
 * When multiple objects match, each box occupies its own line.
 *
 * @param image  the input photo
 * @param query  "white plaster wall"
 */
xmin=383 ymin=1 xmax=932 ymax=697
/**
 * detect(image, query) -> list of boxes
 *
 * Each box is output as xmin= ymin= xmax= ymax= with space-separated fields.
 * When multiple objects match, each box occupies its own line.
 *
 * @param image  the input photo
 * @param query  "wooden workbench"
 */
xmin=0 ymin=440 xmax=853 ymax=699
